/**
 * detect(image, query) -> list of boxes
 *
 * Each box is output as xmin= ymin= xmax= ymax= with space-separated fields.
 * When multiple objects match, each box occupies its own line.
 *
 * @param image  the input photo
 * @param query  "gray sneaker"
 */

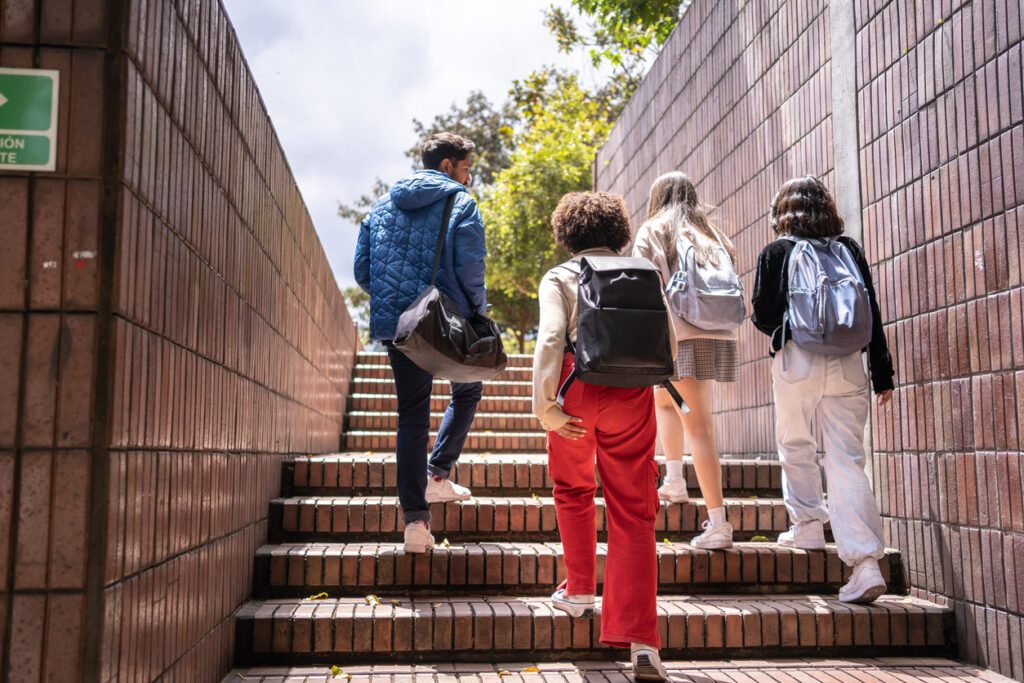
xmin=630 ymin=643 xmax=668 ymax=681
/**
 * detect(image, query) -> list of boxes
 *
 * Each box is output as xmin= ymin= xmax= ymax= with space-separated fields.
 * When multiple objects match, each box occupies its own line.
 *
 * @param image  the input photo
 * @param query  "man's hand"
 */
xmin=877 ymin=389 xmax=893 ymax=406
xmin=555 ymin=416 xmax=586 ymax=440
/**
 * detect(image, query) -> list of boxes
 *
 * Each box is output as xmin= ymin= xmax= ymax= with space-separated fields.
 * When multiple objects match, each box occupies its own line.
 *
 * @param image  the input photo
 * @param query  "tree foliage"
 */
xmin=342 ymin=286 xmax=372 ymax=346
xmin=481 ymin=76 xmax=613 ymax=350
xmin=405 ymin=90 xmax=517 ymax=191
xmin=543 ymin=1 xmax=687 ymax=108
xmin=338 ymin=3 xmax=689 ymax=347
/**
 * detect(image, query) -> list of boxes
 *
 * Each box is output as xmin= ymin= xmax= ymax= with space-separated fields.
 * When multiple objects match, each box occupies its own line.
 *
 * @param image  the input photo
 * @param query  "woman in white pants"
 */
xmin=751 ymin=176 xmax=895 ymax=603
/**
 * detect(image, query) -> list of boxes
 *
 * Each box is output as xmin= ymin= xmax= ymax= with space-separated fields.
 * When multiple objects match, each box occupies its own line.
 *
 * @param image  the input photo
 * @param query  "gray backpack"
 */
xmin=665 ymin=231 xmax=746 ymax=331
xmin=783 ymin=236 xmax=872 ymax=355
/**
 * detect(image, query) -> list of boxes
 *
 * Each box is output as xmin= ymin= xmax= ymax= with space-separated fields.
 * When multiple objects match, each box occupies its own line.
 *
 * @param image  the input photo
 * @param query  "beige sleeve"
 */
xmin=635 ymin=226 xmax=678 ymax=358
xmin=532 ymin=272 xmax=573 ymax=432
xmin=632 ymin=225 xmax=672 ymax=287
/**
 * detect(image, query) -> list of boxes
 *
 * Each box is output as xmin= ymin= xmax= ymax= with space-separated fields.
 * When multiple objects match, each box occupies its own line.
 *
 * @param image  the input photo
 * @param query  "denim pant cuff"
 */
xmin=403 ymin=510 xmax=431 ymax=525
xmin=427 ymin=464 xmax=450 ymax=479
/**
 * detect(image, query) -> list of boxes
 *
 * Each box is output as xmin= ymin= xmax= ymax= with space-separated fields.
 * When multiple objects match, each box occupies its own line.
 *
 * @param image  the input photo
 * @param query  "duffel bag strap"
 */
xmin=430 ymin=193 xmax=459 ymax=287
xmin=661 ymin=381 xmax=691 ymax=414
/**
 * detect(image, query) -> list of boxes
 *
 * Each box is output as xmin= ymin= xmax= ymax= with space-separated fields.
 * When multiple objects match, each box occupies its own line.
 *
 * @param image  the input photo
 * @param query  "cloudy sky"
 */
xmin=222 ymin=1 xmax=600 ymax=288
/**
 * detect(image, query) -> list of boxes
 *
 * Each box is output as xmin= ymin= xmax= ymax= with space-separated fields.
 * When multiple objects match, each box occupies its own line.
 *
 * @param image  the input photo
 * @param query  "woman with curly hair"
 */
xmin=532 ymin=191 xmax=669 ymax=680
xmin=632 ymin=172 xmax=741 ymax=550
xmin=752 ymin=175 xmax=895 ymax=603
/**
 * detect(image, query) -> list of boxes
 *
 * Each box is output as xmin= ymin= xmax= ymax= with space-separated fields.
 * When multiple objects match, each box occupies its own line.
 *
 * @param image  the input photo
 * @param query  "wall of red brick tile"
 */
xmin=856 ymin=0 xmax=1023 ymax=678
xmin=595 ymin=0 xmax=1023 ymax=679
xmin=0 ymin=1 xmax=358 ymax=681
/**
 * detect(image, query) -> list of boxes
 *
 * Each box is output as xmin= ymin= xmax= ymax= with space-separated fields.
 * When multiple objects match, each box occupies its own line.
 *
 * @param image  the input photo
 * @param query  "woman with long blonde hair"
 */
xmin=632 ymin=171 xmax=741 ymax=550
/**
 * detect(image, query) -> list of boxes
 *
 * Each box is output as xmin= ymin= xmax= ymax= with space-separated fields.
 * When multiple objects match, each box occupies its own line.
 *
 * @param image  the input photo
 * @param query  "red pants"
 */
xmin=547 ymin=353 xmax=660 ymax=649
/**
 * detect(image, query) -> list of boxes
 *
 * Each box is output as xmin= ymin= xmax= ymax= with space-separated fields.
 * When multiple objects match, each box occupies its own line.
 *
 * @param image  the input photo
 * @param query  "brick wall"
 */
xmin=0 ymin=1 xmax=359 ymax=681
xmin=595 ymin=0 xmax=1023 ymax=679
xmin=855 ymin=0 xmax=1024 ymax=678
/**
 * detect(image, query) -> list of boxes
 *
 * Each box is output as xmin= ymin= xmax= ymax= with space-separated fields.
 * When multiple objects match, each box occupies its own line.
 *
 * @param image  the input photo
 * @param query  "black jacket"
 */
xmin=751 ymin=236 xmax=895 ymax=393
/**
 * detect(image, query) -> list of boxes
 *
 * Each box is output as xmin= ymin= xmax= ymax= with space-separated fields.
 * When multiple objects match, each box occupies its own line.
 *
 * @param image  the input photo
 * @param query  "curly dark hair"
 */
xmin=551 ymin=191 xmax=632 ymax=254
xmin=770 ymin=176 xmax=845 ymax=238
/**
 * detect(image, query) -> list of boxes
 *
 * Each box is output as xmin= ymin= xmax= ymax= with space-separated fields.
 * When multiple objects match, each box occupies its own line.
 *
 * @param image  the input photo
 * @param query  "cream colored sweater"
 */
xmin=531 ymin=247 xmax=677 ymax=432
xmin=631 ymin=221 xmax=741 ymax=343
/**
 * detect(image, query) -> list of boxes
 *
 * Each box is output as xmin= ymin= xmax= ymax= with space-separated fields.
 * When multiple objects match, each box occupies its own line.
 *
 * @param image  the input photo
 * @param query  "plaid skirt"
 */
xmin=671 ymin=339 xmax=739 ymax=382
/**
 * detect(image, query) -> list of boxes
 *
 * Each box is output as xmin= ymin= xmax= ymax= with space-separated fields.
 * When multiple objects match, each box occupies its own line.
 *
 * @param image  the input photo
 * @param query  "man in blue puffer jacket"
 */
xmin=354 ymin=132 xmax=487 ymax=553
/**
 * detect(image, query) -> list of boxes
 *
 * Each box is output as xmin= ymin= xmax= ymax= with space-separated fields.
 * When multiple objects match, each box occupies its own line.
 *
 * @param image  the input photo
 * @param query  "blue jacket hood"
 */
xmin=390 ymin=169 xmax=465 ymax=210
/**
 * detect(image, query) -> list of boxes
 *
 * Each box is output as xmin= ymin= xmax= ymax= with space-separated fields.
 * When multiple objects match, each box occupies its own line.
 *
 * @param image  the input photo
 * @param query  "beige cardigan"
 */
xmin=531 ymin=248 xmax=677 ymax=432
xmin=631 ymin=221 xmax=741 ymax=343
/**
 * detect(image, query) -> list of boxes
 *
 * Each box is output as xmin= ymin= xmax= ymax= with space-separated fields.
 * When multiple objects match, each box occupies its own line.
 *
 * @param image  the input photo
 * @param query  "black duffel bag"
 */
xmin=393 ymin=193 xmax=507 ymax=383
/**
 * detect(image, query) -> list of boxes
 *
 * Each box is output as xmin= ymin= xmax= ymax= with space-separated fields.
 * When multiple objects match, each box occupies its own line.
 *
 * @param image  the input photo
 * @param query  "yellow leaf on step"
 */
xmin=750 ymin=535 xmax=771 ymax=542
xmin=663 ymin=538 xmax=672 ymax=545
xmin=498 ymin=671 xmax=511 ymax=677
xmin=522 ymin=666 xmax=540 ymax=673
xmin=307 ymin=592 xmax=329 ymax=600
xmin=440 ymin=538 xmax=452 ymax=549
xmin=329 ymin=665 xmax=350 ymax=680
xmin=364 ymin=594 xmax=381 ymax=606
xmin=531 ymin=493 xmax=540 ymax=501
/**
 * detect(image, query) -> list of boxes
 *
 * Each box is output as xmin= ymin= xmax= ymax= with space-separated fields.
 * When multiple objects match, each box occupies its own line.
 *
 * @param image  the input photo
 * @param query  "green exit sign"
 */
xmin=0 ymin=67 xmax=60 ymax=171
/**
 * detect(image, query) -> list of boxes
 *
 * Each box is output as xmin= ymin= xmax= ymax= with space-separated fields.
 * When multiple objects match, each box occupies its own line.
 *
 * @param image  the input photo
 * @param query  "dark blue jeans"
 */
xmin=385 ymin=344 xmax=483 ymax=524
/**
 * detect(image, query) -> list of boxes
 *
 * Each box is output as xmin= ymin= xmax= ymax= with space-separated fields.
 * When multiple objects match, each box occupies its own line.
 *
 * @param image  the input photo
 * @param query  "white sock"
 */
xmin=665 ymin=460 xmax=683 ymax=481
xmin=708 ymin=507 xmax=726 ymax=527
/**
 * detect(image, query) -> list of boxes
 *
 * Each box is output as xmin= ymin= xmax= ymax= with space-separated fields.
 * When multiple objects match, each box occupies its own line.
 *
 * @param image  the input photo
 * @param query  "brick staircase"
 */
xmin=225 ymin=351 xmax=998 ymax=681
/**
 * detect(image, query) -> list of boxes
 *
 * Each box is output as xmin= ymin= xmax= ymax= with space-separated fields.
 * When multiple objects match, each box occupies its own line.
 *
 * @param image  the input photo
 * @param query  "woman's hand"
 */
xmin=555 ymin=416 xmax=586 ymax=440
xmin=876 ymin=389 xmax=893 ymax=406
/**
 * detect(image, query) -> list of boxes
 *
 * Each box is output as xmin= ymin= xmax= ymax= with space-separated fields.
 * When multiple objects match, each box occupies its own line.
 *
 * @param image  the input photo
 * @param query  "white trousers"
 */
xmin=771 ymin=342 xmax=886 ymax=565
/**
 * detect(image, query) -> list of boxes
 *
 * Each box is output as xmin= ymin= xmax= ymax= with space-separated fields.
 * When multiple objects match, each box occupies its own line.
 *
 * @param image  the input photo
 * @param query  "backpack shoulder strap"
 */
xmin=556 ymin=367 xmax=580 ymax=407
xmin=661 ymin=381 xmax=690 ymax=414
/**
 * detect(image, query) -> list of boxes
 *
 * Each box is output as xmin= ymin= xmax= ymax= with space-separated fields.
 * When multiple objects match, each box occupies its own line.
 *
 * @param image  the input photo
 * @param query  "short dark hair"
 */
xmin=421 ymin=132 xmax=475 ymax=170
xmin=551 ymin=192 xmax=632 ymax=254
xmin=770 ymin=176 xmax=845 ymax=238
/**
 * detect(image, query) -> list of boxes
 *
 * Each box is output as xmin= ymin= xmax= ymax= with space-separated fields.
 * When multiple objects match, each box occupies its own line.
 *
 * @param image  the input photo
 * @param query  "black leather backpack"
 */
xmin=556 ymin=256 xmax=688 ymax=411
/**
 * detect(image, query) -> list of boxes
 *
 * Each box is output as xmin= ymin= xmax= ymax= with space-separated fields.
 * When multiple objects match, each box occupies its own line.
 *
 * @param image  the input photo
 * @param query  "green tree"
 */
xmin=543 ymin=1 xmax=688 ymax=111
xmin=342 ymin=286 xmax=372 ymax=346
xmin=338 ymin=91 xmax=515 ymax=224
xmin=482 ymin=76 xmax=613 ymax=351
xmin=404 ymin=90 xmax=517 ymax=191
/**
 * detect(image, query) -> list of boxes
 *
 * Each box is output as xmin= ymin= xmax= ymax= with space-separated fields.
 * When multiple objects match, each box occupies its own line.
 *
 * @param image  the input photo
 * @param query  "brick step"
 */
xmin=344 ymin=431 xmax=546 ymax=453
xmin=268 ymin=496 xmax=791 ymax=543
xmin=352 ymin=378 xmax=533 ymax=397
xmin=252 ymin=542 xmax=904 ymax=598
xmin=224 ymin=658 xmax=1010 ymax=682
xmin=354 ymin=364 xmax=534 ymax=382
xmin=286 ymin=454 xmax=783 ymax=497
xmin=347 ymin=411 xmax=539 ymax=432
xmin=233 ymin=594 xmax=954 ymax=665
xmin=359 ymin=351 xmax=534 ymax=368
xmin=350 ymin=394 xmax=533 ymax=413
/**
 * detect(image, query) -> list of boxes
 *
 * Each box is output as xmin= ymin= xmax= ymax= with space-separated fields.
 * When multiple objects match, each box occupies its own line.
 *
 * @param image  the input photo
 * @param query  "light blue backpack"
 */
xmin=664 ymin=232 xmax=746 ymax=332
xmin=782 ymin=236 xmax=872 ymax=355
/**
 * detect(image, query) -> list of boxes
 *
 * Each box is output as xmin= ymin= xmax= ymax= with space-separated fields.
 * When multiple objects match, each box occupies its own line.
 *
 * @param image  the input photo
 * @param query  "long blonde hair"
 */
xmin=645 ymin=171 xmax=736 ymax=269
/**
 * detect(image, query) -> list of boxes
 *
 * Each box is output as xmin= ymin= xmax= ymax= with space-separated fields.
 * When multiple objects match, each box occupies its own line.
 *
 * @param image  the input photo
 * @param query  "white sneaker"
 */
xmin=777 ymin=520 xmax=827 ymax=550
xmin=657 ymin=477 xmax=689 ymax=503
xmin=425 ymin=476 xmax=472 ymax=503
xmin=839 ymin=558 xmax=887 ymax=603
xmin=403 ymin=521 xmax=435 ymax=554
xmin=690 ymin=520 xmax=733 ymax=550
xmin=550 ymin=587 xmax=594 ymax=618
xmin=630 ymin=643 xmax=668 ymax=681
